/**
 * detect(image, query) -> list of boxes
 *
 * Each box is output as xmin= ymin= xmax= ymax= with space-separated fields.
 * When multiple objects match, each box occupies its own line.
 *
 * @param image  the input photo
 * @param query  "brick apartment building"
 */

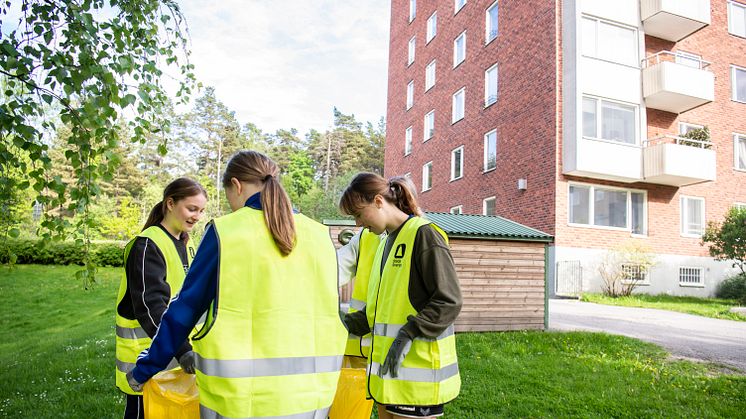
xmin=384 ymin=0 xmax=746 ymax=296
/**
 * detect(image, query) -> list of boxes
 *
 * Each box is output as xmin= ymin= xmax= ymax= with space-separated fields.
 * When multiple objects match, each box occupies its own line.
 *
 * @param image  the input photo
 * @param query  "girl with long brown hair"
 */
xmin=340 ymin=172 xmax=463 ymax=419
xmin=125 ymin=151 xmax=347 ymax=418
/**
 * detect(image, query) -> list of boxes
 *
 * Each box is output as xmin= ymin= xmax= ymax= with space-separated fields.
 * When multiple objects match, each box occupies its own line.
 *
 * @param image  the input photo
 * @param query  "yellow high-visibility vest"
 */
xmin=344 ymin=228 xmax=381 ymax=358
xmin=366 ymin=217 xmax=461 ymax=405
xmin=192 ymin=207 xmax=347 ymax=418
xmin=114 ymin=226 xmax=195 ymax=395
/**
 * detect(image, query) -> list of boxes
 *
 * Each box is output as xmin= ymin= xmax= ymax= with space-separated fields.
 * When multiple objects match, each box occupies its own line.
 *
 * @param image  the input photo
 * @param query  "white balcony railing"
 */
xmin=642 ymin=51 xmax=715 ymax=114
xmin=643 ymin=135 xmax=716 ymax=186
xmin=641 ymin=0 xmax=711 ymax=42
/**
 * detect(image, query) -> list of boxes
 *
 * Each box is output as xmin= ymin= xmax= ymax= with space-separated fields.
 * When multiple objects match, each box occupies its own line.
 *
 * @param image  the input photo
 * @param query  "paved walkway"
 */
xmin=549 ymin=299 xmax=746 ymax=373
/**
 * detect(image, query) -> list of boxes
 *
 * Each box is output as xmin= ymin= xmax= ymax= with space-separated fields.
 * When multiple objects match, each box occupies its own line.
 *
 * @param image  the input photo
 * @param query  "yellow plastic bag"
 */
xmin=143 ymin=368 xmax=199 ymax=419
xmin=329 ymin=367 xmax=374 ymax=419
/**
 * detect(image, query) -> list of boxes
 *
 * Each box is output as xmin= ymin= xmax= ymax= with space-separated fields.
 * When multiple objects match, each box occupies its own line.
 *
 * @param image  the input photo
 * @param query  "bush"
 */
xmin=716 ymin=274 xmax=746 ymax=305
xmin=0 ymin=239 xmax=125 ymax=267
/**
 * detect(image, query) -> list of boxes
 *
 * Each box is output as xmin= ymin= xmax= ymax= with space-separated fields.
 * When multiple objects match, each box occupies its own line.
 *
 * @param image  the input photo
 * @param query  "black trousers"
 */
xmin=123 ymin=394 xmax=144 ymax=419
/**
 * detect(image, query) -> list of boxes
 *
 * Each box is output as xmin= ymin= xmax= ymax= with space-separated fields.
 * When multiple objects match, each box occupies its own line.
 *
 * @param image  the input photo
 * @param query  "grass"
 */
xmin=1 ymin=265 xmax=745 ymax=418
xmin=580 ymin=293 xmax=746 ymax=322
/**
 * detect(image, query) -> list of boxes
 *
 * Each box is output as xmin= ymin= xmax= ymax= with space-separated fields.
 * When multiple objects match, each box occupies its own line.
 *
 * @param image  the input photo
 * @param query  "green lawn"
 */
xmin=580 ymin=293 xmax=746 ymax=322
xmin=1 ymin=265 xmax=745 ymax=418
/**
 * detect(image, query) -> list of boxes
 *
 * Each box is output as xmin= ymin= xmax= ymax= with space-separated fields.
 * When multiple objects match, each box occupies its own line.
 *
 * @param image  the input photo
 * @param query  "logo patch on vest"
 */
xmin=189 ymin=247 xmax=196 ymax=258
xmin=392 ymin=244 xmax=406 ymax=268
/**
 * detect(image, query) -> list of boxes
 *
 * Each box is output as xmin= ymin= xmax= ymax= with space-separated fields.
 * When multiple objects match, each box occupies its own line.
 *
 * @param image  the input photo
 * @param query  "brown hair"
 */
xmin=143 ymin=177 xmax=207 ymax=232
xmin=222 ymin=150 xmax=296 ymax=256
xmin=339 ymin=172 xmax=421 ymax=217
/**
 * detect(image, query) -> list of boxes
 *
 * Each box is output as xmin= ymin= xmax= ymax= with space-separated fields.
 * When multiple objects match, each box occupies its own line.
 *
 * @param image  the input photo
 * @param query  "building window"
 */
xmin=408 ymin=36 xmax=416 ymax=66
xmin=674 ymin=51 xmax=703 ymax=69
xmin=736 ymin=134 xmax=746 ymax=170
xmin=680 ymin=195 xmax=705 ymax=237
xmin=728 ymin=0 xmax=746 ymax=38
xmin=581 ymin=16 xmax=637 ymax=67
xmin=485 ymin=1 xmax=498 ymax=43
xmin=679 ymin=122 xmax=704 ymax=135
xmin=484 ymin=64 xmax=498 ymax=106
xmin=450 ymin=205 xmax=463 ymax=215
xmin=483 ymin=196 xmax=496 ymax=216
xmin=451 ymin=146 xmax=464 ymax=180
xmin=422 ymin=161 xmax=432 ymax=191
xmin=484 ymin=129 xmax=497 ymax=171
xmin=452 ymin=88 xmax=465 ymax=123
xmin=734 ymin=202 xmax=746 ymax=210
xmin=733 ymin=65 xmax=746 ymax=103
xmin=409 ymin=0 xmax=416 ymax=22
xmin=453 ymin=32 xmax=466 ymax=67
xmin=424 ymin=110 xmax=435 ymax=141
xmin=425 ymin=60 xmax=436 ymax=91
xmin=621 ymin=264 xmax=649 ymax=285
xmin=426 ymin=12 xmax=437 ymax=43
xmin=569 ymin=183 xmax=646 ymax=234
xmin=582 ymin=96 xmax=637 ymax=145
xmin=455 ymin=0 xmax=466 ymax=14
xmin=405 ymin=126 xmax=412 ymax=156
xmin=406 ymin=81 xmax=414 ymax=109
xmin=679 ymin=267 xmax=704 ymax=287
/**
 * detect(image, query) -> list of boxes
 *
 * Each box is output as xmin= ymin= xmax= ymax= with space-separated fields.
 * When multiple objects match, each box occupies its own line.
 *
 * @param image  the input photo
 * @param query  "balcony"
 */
xmin=564 ymin=138 xmax=642 ymax=183
xmin=642 ymin=51 xmax=714 ymax=114
xmin=641 ymin=0 xmax=710 ymax=42
xmin=643 ymin=135 xmax=716 ymax=186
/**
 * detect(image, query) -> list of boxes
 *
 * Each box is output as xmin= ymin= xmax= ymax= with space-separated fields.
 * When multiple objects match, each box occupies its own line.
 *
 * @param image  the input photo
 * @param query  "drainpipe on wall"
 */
xmin=544 ymin=243 xmax=549 ymax=331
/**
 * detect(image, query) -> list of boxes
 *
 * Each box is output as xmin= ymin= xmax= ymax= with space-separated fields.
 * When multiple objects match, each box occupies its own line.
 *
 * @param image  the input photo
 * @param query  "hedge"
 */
xmin=716 ymin=273 xmax=746 ymax=306
xmin=0 ymin=239 xmax=126 ymax=267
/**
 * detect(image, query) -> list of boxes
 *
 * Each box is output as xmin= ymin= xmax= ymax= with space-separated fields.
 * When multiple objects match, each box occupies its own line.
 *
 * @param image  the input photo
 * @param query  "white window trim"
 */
xmin=484 ymin=63 xmax=498 ymax=107
xmin=582 ymin=95 xmax=640 ymax=146
xmin=728 ymin=0 xmax=746 ymax=38
xmin=581 ymin=15 xmax=639 ymax=69
xmin=454 ymin=0 xmax=466 ymax=14
xmin=426 ymin=12 xmax=437 ymax=43
xmin=406 ymin=80 xmax=414 ymax=110
xmin=734 ymin=132 xmax=746 ymax=171
xmin=680 ymin=195 xmax=705 ymax=238
xmin=620 ymin=264 xmax=650 ymax=286
xmin=732 ymin=64 xmax=746 ymax=103
xmin=453 ymin=31 xmax=466 ymax=68
xmin=485 ymin=1 xmax=498 ymax=44
xmin=408 ymin=36 xmax=416 ymax=66
xmin=734 ymin=202 xmax=746 ymax=210
xmin=424 ymin=110 xmax=435 ymax=142
xmin=425 ymin=60 xmax=436 ymax=91
xmin=678 ymin=122 xmax=704 ymax=135
xmin=452 ymin=87 xmax=465 ymax=124
xmin=484 ymin=129 xmax=497 ymax=172
xmin=451 ymin=145 xmax=464 ymax=181
xmin=483 ymin=196 xmax=496 ymax=216
xmin=422 ymin=161 xmax=433 ymax=192
xmin=404 ymin=126 xmax=413 ymax=156
xmin=450 ymin=205 xmax=463 ymax=215
xmin=409 ymin=0 xmax=416 ymax=23
xmin=567 ymin=181 xmax=648 ymax=235
xmin=679 ymin=266 xmax=705 ymax=288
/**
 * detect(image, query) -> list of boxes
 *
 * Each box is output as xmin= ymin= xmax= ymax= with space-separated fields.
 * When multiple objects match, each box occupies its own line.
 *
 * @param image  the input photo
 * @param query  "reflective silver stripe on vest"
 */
xmin=361 ymin=336 xmax=371 ymax=347
xmin=373 ymin=323 xmax=455 ymax=341
xmin=116 ymin=357 xmax=179 ymax=373
xmin=371 ymin=361 xmax=459 ymax=383
xmin=200 ymin=404 xmax=330 ymax=419
xmin=116 ymin=325 xmax=149 ymax=340
xmin=196 ymin=354 xmax=343 ymax=379
xmin=349 ymin=298 xmax=366 ymax=311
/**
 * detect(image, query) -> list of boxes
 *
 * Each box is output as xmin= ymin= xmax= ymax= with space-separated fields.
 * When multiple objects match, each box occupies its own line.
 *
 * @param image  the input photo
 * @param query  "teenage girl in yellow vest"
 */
xmin=115 ymin=177 xmax=207 ymax=419
xmin=126 ymin=151 xmax=347 ymax=419
xmin=340 ymin=172 xmax=463 ymax=419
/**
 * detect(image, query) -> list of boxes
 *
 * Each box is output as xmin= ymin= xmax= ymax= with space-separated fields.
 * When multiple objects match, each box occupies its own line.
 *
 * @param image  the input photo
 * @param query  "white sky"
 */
xmin=179 ymin=0 xmax=392 ymax=135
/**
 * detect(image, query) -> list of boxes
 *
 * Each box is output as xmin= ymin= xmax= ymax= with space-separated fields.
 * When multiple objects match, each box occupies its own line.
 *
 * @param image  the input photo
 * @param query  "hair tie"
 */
xmin=263 ymin=175 xmax=272 ymax=182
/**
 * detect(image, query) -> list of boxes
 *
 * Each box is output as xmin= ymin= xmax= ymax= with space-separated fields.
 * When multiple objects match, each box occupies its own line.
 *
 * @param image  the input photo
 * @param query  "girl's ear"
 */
xmin=231 ymin=177 xmax=242 ymax=195
xmin=374 ymin=194 xmax=384 ymax=209
xmin=165 ymin=197 xmax=174 ymax=212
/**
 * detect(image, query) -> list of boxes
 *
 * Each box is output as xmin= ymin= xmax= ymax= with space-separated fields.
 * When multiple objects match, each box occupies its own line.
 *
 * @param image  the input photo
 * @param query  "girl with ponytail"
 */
xmin=340 ymin=172 xmax=463 ymax=419
xmin=115 ymin=178 xmax=207 ymax=419
xmin=126 ymin=151 xmax=347 ymax=419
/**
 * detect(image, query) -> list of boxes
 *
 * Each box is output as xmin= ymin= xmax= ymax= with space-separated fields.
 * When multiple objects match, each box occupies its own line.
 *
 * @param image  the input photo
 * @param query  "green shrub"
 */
xmin=0 ymin=239 xmax=125 ymax=267
xmin=716 ymin=274 xmax=746 ymax=305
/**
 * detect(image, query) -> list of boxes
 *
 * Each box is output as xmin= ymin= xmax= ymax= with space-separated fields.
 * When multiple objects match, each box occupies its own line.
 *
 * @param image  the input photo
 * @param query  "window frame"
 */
xmin=453 ymin=31 xmax=466 ymax=68
xmin=484 ymin=129 xmax=497 ymax=172
xmin=455 ymin=0 xmax=467 ymax=14
xmin=422 ymin=161 xmax=433 ymax=192
xmin=582 ymin=95 xmax=639 ymax=146
xmin=621 ymin=264 xmax=650 ymax=286
xmin=483 ymin=196 xmax=496 ymax=216
xmin=425 ymin=60 xmax=436 ymax=91
xmin=450 ymin=205 xmax=463 ymax=215
xmin=452 ymin=87 xmax=465 ymax=124
xmin=406 ymin=80 xmax=414 ymax=110
xmin=485 ymin=1 xmax=499 ymax=44
xmin=732 ymin=64 xmax=746 ymax=103
xmin=567 ymin=182 xmax=648 ymax=235
xmin=408 ymin=36 xmax=416 ymax=66
xmin=679 ymin=267 xmax=705 ymax=287
xmin=734 ymin=133 xmax=746 ymax=171
xmin=423 ymin=110 xmax=435 ymax=141
xmin=581 ymin=15 xmax=639 ymax=68
xmin=734 ymin=202 xmax=746 ymax=210
xmin=404 ymin=126 xmax=413 ymax=156
xmin=451 ymin=145 xmax=464 ymax=181
xmin=426 ymin=12 xmax=437 ymax=43
xmin=728 ymin=0 xmax=746 ymax=38
xmin=409 ymin=0 xmax=416 ymax=23
xmin=680 ymin=195 xmax=705 ymax=238
xmin=484 ymin=63 xmax=498 ymax=107
xmin=679 ymin=122 xmax=704 ymax=135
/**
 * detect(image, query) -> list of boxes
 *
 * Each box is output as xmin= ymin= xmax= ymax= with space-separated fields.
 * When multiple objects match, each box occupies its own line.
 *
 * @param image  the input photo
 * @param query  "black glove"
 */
xmin=343 ymin=312 xmax=371 ymax=337
xmin=379 ymin=328 xmax=413 ymax=378
xmin=178 ymin=350 xmax=196 ymax=374
xmin=125 ymin=370 xmax=144 ymax=392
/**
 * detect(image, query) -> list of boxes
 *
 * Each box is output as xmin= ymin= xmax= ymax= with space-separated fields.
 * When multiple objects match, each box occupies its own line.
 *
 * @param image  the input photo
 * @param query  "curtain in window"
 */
xmin=569 ymin=186 xmax=590 ymax=224
xmin=594 ymin=188 xmax=627 ymax=228
xmin=602 ymin=101 xmax=635 ymax=144
xmin=739 ymin=136 xmax=746 ymax=170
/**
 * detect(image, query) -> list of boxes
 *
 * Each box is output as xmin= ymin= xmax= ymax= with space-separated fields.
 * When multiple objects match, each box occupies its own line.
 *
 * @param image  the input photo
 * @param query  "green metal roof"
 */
xmin=323 ymin=212 xmax=553 ymax=243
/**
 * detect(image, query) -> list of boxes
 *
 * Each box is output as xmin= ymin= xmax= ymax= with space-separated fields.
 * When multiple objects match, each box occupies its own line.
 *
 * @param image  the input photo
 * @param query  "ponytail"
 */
xmin=142 ymin=178 xmax=207 ymax=232
xmin=143 ymin=201 xmax=166 ymax=231
xmin=339 ymin=172 xmax=421 ymax=216
xmin=223 ymin=151 xmax=296 ymax=256
xmin=388 ymin=176 xmax=422 ymax=216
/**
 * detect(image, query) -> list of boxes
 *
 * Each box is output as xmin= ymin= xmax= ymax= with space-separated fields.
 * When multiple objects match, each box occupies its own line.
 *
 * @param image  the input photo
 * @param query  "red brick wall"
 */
xmin=384 ymin=0 xmax=559 ymax=234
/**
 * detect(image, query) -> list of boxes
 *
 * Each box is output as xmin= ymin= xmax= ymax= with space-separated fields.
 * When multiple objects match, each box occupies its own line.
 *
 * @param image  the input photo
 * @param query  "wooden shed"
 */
xmin=325 ymin=212 xmax=553 ymax=332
